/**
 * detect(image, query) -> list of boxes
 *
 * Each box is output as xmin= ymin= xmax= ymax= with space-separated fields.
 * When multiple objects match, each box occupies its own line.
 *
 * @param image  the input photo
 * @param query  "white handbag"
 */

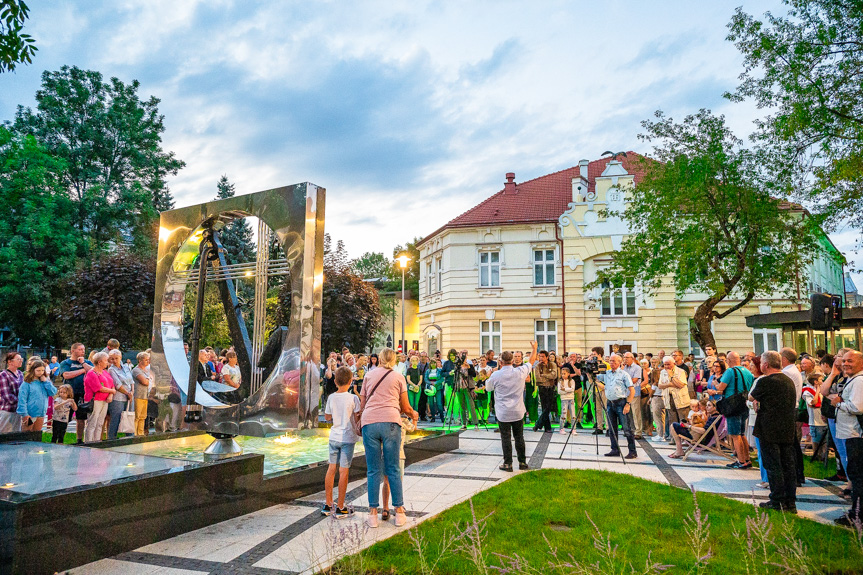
xmin=118 ymin=400 xmax=136 ymax=434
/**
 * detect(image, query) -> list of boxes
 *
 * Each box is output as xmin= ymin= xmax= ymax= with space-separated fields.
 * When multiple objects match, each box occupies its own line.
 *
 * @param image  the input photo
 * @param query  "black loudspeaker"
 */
xmin=810 ymin=293 xmax=841 ymax=330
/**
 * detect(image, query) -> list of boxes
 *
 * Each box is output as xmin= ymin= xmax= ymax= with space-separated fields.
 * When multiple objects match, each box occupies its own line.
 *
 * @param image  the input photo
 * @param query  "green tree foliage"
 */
xmin=321 ymin=234 xmax=383 ymax=354
xmin=593 ymin=110 xmax=823 ymax=351
xmin=391 ymin=238 xmax=421 ymax=296
xmin=213 ymin=175 xmax=255 ymax=265
xmin=0 ymin=0 xmax=36 ymax=73
xmin=0 ymin=128 xmax=82 ymax=344
xmin=11 ymin=66 xmax=184 ymax=257
xmin=352 ymin=251 xmax=392 ymax=280
xmin=727 ymin=0 xmax=863 ymax=228
xmin=54 ymin=250 xmax=156 ymax=350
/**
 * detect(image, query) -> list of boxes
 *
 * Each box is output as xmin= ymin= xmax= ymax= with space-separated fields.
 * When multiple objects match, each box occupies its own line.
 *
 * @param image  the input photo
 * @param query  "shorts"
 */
xmin=725 ymin=412 xmax=748 ymax=436
xmin=74 ymin=392 xmax=89 ymax=421
xmin=328 ymin=440 xmax=355 ymax=468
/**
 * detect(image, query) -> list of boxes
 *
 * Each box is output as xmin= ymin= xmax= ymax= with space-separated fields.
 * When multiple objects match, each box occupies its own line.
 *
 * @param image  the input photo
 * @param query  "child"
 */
xmin=51 ymin=384 xmax=77 ymax=443
xmin=17 ymin=359 xmax=57 ymax=432
xmin=557 ymin=366 xmax=576 ymax=435
xmin=803 ymin=373 xmax=828 ymax=458
xmin=322 ymin=366 xmax=359 ymax=518
xmin=687 ymin=399 xmax=707 ymax=427
xmin=381 ymin=414 xmax=416 ymax=523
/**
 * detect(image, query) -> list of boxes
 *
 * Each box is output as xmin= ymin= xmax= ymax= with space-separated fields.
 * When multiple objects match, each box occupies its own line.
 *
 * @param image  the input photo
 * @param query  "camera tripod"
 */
xmin=558 ymin=373 xmax=628 ymax=466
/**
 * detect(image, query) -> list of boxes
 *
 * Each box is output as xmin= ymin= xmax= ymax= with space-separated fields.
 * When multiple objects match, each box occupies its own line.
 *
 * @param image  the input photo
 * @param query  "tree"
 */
xmin=54 ymin=250 xmax=156 ymax=350
xmin=213 ymin=175 xmax=255 ymax=265
xmin=391 ymin=238 xmax=421 ymax=296
xmin=352 ymin=251 xmax=392 ymax=280
xmin=0 ymin=0 xmax=36 ymax=73
xmin=592 ymin=110 xmax=824 ymax=351
xmin=321 ymin=233 xmax=382 ymax=354
xmin=0 ymin=128 xmax=83 ymax=344
xmin=12 ymin=66 xmax=184 ymax=257
xmin=727 ymin=1 xmax=863 ymax=229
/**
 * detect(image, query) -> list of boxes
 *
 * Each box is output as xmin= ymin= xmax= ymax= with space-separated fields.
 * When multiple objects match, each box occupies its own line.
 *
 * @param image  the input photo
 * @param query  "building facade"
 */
xmin=417 ymin=154 xmax=845 ymax=357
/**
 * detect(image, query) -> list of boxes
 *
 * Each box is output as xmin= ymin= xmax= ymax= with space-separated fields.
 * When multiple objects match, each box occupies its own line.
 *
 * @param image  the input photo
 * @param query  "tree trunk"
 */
xmin=691 ymin=299 xmax=719 ymax=352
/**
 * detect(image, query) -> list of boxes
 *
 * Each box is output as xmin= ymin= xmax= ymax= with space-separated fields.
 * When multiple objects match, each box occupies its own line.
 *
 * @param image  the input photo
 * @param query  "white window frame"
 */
xmin=435 ymin=256 xmax=442 ymax=293
xmin=753 ymin=328 xmax=782 ymax=355
xmin=532 ymin=248 xmax=556 ymax=286
xmin=426 ymin=261 xmax=433 ymax=296
xmin=600 ymin=280 xmax=637 ymax=317
xmin=478 ymin=250 xmax=501 ymax=288
xmin=535 ymin=319 xmax=557 ymax=352
xmin=480 ymin=320 xmax=502 ymax=355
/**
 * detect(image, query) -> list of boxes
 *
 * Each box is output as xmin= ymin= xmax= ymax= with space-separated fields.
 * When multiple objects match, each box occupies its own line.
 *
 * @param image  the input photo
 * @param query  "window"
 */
xmin=479 ymin=251 xmax=500 ymax=287
xmin=426 ymin=261 xmax=433 ymax=296
xmin=533 ymin=249 xmax=555 ymax=286
xmin=480 ymin=321 xmax=501 ymax=355
xmin=535 ymin=320 xmax=557 ymax=352
xmin=753 ymin=328 xmax=782 ymax=355
xmin=600 ymin=281 xmax=636 ymax=316
xmin=435 ymin=256 xmax=442 ymax=293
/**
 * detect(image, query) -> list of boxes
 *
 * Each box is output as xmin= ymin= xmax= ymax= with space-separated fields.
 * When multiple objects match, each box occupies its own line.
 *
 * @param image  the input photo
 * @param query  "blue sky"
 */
xmin=1 ymin=0 xmax=860 ymax=288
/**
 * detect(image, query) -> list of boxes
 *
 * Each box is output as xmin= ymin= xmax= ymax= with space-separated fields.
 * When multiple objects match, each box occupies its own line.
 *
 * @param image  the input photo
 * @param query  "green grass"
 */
xmin=340 ymin=469 xmax=861 ymax=575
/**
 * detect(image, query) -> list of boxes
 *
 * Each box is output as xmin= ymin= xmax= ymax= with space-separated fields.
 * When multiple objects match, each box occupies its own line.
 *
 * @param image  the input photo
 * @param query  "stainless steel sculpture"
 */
xmin=150 ymin=183 xmax=325 ymax=442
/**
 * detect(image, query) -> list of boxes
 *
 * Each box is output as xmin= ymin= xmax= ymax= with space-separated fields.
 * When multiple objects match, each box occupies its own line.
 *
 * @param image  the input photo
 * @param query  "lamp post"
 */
xmin=397 ymin=254 xmax=410 ymax=353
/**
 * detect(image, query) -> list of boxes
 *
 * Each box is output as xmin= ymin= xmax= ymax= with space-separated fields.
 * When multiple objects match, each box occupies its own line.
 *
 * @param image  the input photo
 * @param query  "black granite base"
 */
xmin=1 ymin=431 xmax=459 ymax=575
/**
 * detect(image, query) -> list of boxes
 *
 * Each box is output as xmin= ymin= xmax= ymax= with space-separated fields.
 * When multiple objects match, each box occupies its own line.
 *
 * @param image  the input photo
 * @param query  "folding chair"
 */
xmin=681 ymin=416 xmax=735 ymax=461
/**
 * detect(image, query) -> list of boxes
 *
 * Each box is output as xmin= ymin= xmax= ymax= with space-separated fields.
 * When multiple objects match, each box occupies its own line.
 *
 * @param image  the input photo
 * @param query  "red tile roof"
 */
xmin=420 ymin=152 xmax=649 ymax=245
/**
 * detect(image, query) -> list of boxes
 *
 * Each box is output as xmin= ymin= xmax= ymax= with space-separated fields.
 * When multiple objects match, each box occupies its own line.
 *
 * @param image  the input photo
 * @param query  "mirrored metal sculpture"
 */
xmin=150 ymin=183 xmax=325 ymax=451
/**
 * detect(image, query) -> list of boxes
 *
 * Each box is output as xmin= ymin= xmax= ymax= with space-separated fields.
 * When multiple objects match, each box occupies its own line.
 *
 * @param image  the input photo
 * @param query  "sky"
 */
xmin=1 ymin=0 xmax=859 ymax=288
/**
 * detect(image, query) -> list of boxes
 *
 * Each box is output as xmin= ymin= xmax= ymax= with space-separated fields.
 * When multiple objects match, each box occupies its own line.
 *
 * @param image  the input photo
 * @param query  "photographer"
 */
xmin=584 ymin=346 xmax=609 ymax=435
xmin=597 ymin=354 xmax=638 ymax=459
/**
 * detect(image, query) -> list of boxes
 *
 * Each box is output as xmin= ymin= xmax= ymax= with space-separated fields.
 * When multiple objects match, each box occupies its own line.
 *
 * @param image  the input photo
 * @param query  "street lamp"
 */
xmin=397 ymin=254 xmax=411 ymax=353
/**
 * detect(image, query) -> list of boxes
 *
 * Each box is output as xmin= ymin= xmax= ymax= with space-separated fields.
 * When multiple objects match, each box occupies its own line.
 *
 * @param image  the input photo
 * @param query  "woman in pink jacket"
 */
xmin=83 ymin=352 xmax=115 ymax=443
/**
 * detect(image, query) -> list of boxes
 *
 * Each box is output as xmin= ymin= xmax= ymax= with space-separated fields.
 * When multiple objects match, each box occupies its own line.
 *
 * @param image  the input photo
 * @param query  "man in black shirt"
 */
xmin=750 ymin=350 xmax=798 ymax=513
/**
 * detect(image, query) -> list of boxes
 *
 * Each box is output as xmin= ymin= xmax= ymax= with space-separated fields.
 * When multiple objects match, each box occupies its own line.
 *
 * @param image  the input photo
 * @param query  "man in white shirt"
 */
xmin=829 ymin=350 xmax=863 ymax=527
xmin=780 ymin=347 xmax=806 ymax=485
xmin=487 ymin=341 xmax=538 ymax=472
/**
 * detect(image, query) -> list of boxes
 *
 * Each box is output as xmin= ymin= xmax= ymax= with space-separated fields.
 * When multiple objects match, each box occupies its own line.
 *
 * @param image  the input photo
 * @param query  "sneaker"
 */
xmin=321 ymin=504 xmax=332 ymax=516
xmin=519 ymin=462 xmax=529 ymax=470
xmin=739 ymin=462 xmax=753 ymax=469
xmin=366 ymin=512 xmax=379 ymax=528
xmin=335 ymin=507 xmax=353 ymax=519
xmin=726 ymin=461 xmax=743 ymax=469
xmin=756 ymin=481 xmax=770 ymax=489
xmin=559 ymin=429 xmax=567 ymax=435
xmin=499 ymin=463 xmax=514 ymax=472
xmin=394 ymin=510 xmax=408 ymax=527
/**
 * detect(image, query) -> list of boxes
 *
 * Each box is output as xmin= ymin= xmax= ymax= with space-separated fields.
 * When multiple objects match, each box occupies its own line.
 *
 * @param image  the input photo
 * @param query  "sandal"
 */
xmin=381 ymin=509 xmax=390 ymax=521
xmin=668 ymin=453 xmax=684 ymax=459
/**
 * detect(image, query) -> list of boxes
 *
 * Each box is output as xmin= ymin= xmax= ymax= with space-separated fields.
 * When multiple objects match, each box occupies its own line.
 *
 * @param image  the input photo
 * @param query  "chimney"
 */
xmin=504 ymin=172 xmax=516 ymax=194
xmin=572 ymin=159 xmax=590 ymax=202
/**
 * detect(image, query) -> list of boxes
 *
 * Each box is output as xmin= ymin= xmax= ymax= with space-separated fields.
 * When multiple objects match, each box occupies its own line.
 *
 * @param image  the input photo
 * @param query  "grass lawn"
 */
xmin=341 ymin=469 xmax=861 ymax=575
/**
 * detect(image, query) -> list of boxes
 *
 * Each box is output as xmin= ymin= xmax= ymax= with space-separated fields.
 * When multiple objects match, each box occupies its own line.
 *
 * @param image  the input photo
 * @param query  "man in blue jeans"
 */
xmin=598 ymin=354 xmax=637 ymax=459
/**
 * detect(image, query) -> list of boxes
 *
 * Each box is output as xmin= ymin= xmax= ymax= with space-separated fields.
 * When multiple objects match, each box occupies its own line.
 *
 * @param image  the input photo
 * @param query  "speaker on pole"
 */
xmin=810 ymin=293 xmax=840 ymax=330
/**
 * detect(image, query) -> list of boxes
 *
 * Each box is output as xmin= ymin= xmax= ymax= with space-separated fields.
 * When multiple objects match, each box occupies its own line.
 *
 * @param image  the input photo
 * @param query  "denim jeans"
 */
xmin=754 ymin=437 xmax=769 ymax=483
xmin=759 ymin=439 xmax=797 ymax=509
xmin=429 ymin=388 xmax=444 ymax=419
xmin=828 ymin=418 xmax=849 ymax=470
xmin=605 ymin=398 xmax=636 ymax=455
xmin=107 ymin=400 xmax=127 ymax=439
xmin=363 ymin=422 xmax=403 ymax=508
xmin=498 ymin=420 xmax=526 ymax=465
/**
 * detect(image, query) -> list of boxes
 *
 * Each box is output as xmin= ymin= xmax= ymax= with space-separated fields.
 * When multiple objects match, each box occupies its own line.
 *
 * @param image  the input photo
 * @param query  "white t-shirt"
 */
xmin=802 ymin=387 xmax=826 ymax=427
xmin=782 ymin=364 xmax=804 ymax=402
xmin=325 ymin=391 xmax=360 ymax=443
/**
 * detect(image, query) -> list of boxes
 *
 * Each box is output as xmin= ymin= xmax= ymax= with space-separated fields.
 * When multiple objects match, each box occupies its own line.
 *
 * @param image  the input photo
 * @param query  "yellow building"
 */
xmin=417 ymin=154 xmax=845 ymax=357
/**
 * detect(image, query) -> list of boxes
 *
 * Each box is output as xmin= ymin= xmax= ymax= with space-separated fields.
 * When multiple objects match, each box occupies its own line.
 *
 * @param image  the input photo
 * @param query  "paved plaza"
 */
xmin=68 ymin=426 xmax=848 ymax=575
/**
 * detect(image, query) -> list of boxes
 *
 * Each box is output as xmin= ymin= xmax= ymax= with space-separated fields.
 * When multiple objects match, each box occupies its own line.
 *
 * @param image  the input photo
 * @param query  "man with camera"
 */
xmin=582 ymin=346 xmax=609 ymax=435
xmin=597 ymin=353 xmax=638 ymax=459
xmin=487 ymin=341 xmax=539 ymax=472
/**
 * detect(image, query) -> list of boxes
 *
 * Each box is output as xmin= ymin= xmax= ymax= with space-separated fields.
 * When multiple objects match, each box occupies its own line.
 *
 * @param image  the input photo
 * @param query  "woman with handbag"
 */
xmin=106 ymin=350 xmax=133 ymax=439
xmin=83 ymin=352 xmax=116 ymax=443
xmin=360 ymin=348 xmax=418 ymax=529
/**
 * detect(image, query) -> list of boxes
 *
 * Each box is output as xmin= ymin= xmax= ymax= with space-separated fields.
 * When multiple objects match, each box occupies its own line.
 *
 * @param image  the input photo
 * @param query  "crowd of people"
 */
xmin=319 ymin=342 xmax=862 ymax=527
xmin=1 ymin=338 xmax=860 ymax=529
xmin=0 ymin=339 xmax=172 ymax=443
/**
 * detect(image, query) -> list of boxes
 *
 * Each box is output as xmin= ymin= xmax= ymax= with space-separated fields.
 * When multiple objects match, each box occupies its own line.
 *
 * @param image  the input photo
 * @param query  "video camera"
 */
xmin=580 ymin=355 xmax=607 ymax=378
